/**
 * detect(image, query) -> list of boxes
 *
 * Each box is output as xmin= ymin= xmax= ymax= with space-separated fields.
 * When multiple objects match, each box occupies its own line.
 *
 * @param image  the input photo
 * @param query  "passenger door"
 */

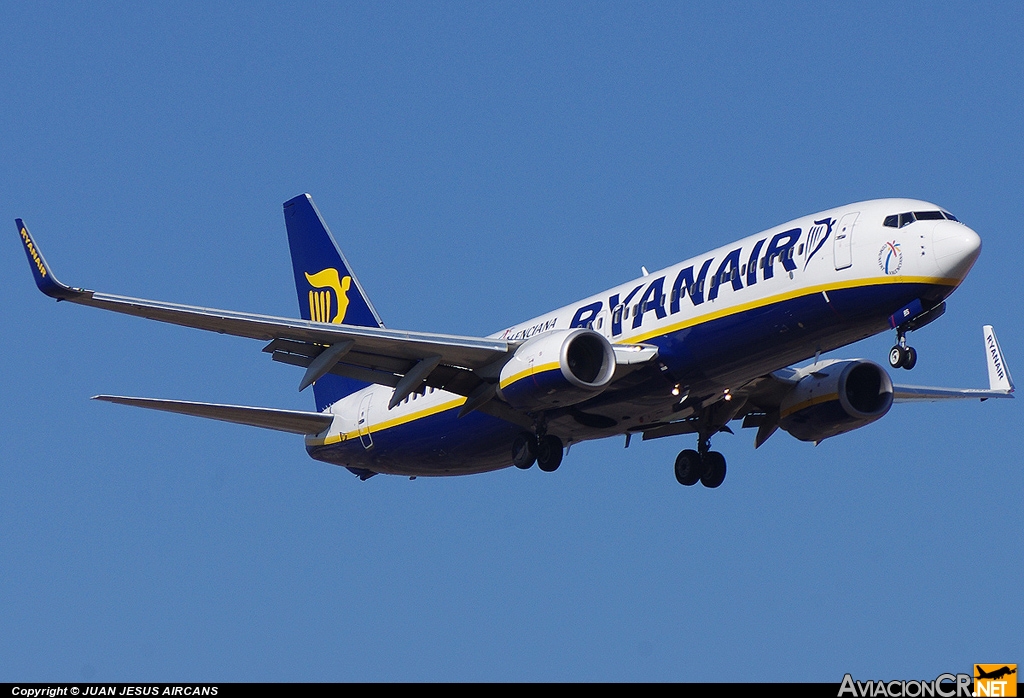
xmin=357 ymin=392 xmax=374 ymax=449
xmin=834 ymin=212 xmax=858 ymax=270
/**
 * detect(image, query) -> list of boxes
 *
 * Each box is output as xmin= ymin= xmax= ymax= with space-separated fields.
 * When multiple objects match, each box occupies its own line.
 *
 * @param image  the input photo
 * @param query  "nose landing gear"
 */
xmin=889 ymin=329 xmax=917 ymax=370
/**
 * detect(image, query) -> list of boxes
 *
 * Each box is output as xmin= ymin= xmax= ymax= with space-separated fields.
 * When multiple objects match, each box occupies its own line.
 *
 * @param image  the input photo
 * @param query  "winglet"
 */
xmin=983 ymin=325 xmax=1014 ymax=393
xmin=15 ymin=219 xmax=84 ymax=300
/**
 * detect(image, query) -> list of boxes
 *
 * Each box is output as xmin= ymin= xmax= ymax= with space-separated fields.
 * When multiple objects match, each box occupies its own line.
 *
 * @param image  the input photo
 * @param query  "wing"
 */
xmin=18 ymin=218 xmax=512 ymax=404
xmin=639 ymin=325 xmax=1013 ymax=449
xmin=892 ymin=325 xmax=1014 ymax=401
xmin=92 ymin=396 xmax=334 ymax=435
xmin=18 ymin=219 xmax=655 ymax=425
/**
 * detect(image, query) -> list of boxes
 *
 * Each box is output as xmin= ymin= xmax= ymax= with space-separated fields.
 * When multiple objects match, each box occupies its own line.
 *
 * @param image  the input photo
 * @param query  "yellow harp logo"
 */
xmin=305 ymin=268 xmax=352 ymax=324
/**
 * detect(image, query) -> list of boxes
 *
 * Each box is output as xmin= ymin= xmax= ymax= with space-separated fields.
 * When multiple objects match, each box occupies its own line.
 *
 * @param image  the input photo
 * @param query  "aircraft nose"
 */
xmin=933 ymin=220 xmax=981 ymax=278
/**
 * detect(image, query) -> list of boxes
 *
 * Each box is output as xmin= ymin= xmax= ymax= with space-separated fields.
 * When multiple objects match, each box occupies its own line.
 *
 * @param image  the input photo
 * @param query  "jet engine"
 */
xmin=778 ymin=359 xmax=894 ymax=442
xmin=497 ymin=328 xmax=617 ymax=410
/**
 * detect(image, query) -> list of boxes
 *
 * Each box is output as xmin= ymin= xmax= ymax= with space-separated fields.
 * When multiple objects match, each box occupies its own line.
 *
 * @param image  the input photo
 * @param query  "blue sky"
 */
xmin=2 ymin=1 xmax=1021 ymax=682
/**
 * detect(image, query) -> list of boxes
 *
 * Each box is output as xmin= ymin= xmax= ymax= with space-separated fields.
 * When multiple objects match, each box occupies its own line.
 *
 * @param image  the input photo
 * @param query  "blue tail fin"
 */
xmin=283 ymin=194 xmax=384 ymax=411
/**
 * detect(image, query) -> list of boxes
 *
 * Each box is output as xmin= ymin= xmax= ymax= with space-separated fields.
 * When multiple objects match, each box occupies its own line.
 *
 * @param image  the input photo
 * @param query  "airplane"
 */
xmin=16 ymin=195 xmax=1015 ymax=486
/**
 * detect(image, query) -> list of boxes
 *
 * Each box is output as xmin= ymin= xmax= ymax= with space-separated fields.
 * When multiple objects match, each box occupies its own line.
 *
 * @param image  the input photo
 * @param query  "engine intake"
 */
xmin=497 ymin=329 xmax=616 ymax=410
xmin=779 ymin=359 xmax=894 ymax=442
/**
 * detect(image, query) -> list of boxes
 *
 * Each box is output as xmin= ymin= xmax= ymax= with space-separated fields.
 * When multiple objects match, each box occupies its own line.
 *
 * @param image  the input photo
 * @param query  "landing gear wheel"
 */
xmin=700 ymin=451 xmax=727 ymax=488
xmin=536 ymin=435 xmax=564 ymax=472
xmin=674 ymin=449 xmax=704 ymax=486
xmin=902 ymin=346 xmax=917 ymax=370
xmin=889 ymin=345 xmax=906 ymax=369
xmin=511 ymin=433 xmax=536 ymax=470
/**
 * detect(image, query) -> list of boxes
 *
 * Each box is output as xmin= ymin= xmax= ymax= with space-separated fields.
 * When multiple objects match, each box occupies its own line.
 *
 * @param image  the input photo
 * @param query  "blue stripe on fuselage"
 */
xmin=311 ymin=280 xmax=954 ymax=476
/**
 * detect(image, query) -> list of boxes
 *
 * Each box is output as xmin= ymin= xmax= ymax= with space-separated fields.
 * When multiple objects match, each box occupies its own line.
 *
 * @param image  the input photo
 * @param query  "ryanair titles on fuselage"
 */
xmin=499 ymin=219 xmax=829 ymax=343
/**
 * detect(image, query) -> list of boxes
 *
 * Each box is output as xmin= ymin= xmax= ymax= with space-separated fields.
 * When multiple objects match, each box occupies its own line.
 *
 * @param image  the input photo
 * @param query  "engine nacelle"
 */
xmin=779 ymin=359 xmax=894 ymax=442
xmin=497 ymin=329 xmax=616 ymax=410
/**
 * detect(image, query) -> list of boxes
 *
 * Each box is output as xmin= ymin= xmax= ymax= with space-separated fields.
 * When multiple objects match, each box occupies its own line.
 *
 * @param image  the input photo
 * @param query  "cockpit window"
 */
xmin=884 ymin=210 xmax=959 ymax=228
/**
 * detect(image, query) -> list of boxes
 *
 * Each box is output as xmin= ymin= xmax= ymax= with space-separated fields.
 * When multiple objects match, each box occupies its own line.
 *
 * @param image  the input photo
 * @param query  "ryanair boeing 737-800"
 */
xmin=16 ymin=195 xmax=1013 ymax=486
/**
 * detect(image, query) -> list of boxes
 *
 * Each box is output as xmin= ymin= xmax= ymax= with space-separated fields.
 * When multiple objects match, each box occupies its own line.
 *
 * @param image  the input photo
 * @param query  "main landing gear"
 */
xmin=889 ymin=329 xmax=917 ymax=370
xmin=674 ymin=434 xmax=726 ymax=488
xmin=512 ymin=432 xmax=564 ymax=472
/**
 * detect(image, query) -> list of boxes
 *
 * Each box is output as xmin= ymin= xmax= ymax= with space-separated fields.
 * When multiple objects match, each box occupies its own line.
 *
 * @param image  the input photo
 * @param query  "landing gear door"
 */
xmin=834 ymin=212 xmax=858 ymax=270
xmin=357 ymin=392 xmax=373 ymax=450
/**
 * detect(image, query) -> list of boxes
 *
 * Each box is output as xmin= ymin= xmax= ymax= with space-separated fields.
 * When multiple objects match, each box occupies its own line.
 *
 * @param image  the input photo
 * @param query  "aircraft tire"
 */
xmin=889 ymin=346 xmax=905 ymax=369
xmin=536 ymin=435 xmax=563 ymax=472
xmin=674 ymin=449 xmax=703 ymax=486
xmin=902 ymin=346 xmax=918 ymax=370
xmin=700 ymin=451 xmax=727 ymax=488
xmin=512 ymin=433 xmax=537 ymax=469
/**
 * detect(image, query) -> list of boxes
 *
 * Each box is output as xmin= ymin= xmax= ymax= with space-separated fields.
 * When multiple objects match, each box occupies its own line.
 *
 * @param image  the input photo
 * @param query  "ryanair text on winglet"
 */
xmin=838 ymin=673 xmax=972 ymax=698
xmin=987 ymin=333 xmax=1007 ymax=383
xmin=20 ymin=226 xmax=47 ymax=279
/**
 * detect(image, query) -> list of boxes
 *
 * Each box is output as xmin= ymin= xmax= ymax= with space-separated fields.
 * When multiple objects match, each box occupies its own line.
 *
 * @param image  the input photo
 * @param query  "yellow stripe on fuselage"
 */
xmin=305 ymin=395 xmax=469 ymax=447
xmin=623 ymin=275 xmax=957 ymax=345
xmin=310 ymin=275 xmax=957 ymax=447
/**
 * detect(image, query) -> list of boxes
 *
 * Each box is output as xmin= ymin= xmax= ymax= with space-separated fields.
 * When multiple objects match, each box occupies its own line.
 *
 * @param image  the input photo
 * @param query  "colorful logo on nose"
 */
xmin=305 ymin=268 xmax=352 ymax=324
xmin=878 ymin=241 xmax=903 ymax=275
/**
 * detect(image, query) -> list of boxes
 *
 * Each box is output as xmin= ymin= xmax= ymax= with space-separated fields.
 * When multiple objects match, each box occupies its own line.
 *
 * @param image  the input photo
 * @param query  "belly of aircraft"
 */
xmin=309 ymin=279 xmax=955 ymax=477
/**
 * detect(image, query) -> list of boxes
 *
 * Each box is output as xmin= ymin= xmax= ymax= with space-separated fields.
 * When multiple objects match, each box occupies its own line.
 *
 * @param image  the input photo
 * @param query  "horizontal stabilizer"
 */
xmin=93 ymin=395 xmax=334 ymax=435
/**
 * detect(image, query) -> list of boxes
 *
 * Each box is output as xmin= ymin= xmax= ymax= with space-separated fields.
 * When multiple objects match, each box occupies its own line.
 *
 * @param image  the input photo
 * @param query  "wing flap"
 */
xmin=92 ymin=395 xmax=335 ymax=435
xmin=84 ymin=291 xmax=508 ymax=367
